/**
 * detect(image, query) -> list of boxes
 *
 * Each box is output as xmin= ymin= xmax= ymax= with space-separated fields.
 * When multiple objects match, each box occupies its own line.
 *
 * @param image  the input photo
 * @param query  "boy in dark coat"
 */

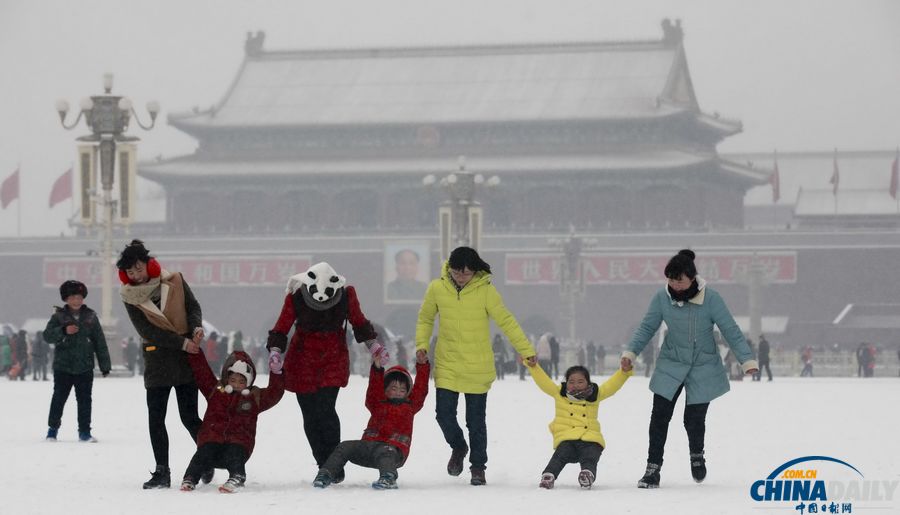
xmin=180 ymin=350 xmax=285 ymax=493
xmin=313 ymin=351 xmax=430 ymax=490
xmin=43 ymin=280 xmax=111 ymax=442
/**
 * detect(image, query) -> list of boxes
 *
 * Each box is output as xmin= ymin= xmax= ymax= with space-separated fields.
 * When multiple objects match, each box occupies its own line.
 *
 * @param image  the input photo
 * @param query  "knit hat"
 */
xmin=384 ymin=365 xmax=412 ymax=394
xmin=220 ymin=351 xmax=256 ymax=396
xmin=59 ymin=280 xmax=88 ymax=301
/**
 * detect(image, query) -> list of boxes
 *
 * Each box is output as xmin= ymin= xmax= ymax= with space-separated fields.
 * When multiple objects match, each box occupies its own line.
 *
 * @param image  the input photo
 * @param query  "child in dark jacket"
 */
xmin=180 ymin=349 xmax=285 ymax=493
xmin=313 ymin=352 xmax=430 ymax=489
xmin=43 ymin=280 xmax=111 ymax=442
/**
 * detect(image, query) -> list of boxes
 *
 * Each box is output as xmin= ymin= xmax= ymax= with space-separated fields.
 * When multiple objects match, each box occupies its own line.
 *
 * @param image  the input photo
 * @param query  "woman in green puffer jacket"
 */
xmin=415 ymin=246 xmax=535 ymax=486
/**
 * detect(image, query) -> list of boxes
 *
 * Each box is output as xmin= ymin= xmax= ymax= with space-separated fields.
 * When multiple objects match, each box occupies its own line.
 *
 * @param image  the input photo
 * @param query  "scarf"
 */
xmin=300 ymin=285 xmax=344 ymax=311
xmin=668 ymin=279 xmax=700 ymax=303
xmin=120 ymin=276 xmax=162 ymax=306
xmin=566 ymin=383 xmax=596 ymax=402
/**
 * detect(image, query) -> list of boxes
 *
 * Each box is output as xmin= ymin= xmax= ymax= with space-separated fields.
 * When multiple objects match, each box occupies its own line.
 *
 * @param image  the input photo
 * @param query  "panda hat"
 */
xmin=285 ymin=262 xmax=347 ymax=308
xmin=220 ymin=351 xmax=256 ymax=396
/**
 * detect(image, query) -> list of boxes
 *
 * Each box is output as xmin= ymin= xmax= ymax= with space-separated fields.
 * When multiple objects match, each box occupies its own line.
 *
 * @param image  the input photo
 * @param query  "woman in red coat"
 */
xmin=266 ymin=262 xmax=386 ymax=478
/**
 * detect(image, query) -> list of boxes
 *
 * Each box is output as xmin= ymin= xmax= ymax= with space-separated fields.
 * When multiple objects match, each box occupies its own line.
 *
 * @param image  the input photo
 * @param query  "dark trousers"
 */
xmin=322 ymin=440 xmax=404 ymax=478
xmin=47 ymin=370 xmax=94 ymax=433
xmin=800 ymin=363 xmax=813 ymax=377
xmin=647 ymin=384 xmax=709 ymax=466
xmin=296 ymin=387 xmax=341 ymax=467
xmin=146 ymin=383 xmax=202 ymax=468
xmin=184 ymin=443 xmax=247 ymax=481
xmin=549 ymin=359 xmax=559 ymax=379
xmin=543 ymin=440 xmax=603 ymax=477
xmin=759 ymin=361 xmax=772 ymax=381
xmin=435 ymin=388 xmax=488 ymax=470
xmin=32 ymin=359 xmax=48 ymax=380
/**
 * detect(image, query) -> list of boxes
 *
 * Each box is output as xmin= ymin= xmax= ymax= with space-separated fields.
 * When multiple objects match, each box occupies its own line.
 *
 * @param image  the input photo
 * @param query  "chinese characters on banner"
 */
xmin=43 ymin=256 xmax=312 ymax=288
xmin=505 ymin=252 xmax=797 ymax=285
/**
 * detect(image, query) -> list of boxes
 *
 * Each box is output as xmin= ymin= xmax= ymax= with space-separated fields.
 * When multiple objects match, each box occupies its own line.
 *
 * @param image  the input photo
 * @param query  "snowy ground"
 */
xmin=4 ymin=372 xmax=898 ymax=515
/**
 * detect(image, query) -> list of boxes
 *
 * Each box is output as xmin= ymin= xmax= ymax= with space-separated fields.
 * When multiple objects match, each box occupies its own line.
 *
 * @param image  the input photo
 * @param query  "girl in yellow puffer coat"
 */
xmin=526 ymin=359 xmax=633 ymax=489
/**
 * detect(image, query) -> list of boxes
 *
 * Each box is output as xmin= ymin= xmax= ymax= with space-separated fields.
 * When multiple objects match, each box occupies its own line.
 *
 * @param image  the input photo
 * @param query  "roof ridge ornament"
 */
xmin=245 ymin=30 xmax=266 ymax=57
xmin=661 ymin=18 xmax=683 ymax=46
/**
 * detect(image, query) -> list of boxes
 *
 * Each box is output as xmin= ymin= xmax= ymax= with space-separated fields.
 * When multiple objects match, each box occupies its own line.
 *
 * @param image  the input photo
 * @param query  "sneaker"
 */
xmin=690 ymin=452 xmax=707 ymax=483
xmin=371 ymin=472 xmax=398 ymax=490
xmin=78 ymin=431 xmax=97 ymax=443
xmin=313 ymin=470 xmax=333 ymax=488
xmin=180 ymin=479 xmax=196 ymax=492
xmin=46 ymin=427 xmax=58 ymax=441
xmin=539 ymin=472 xmax=555 ymax=489
xmin=143 ymin=466 xmax=171 ymax=489
xmin=447 ymin=445 xmax=468 ymax=476
xmin=218 ymin=474 xmax=246 ymax=493
xmin=200 ymin=468 xmax=215 ymax=485
xmin=578 ymin=469 xmax=595 ymax=489
xmin=637 ymin=463 xmax=661 ymax=489
xmin=470 ymin=468 xmax=486 ymax=486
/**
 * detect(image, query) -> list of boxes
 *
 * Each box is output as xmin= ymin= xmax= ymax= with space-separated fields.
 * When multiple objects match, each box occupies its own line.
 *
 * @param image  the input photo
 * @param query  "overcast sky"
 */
xmin=0 ymin=0 xmax=898 ymax=237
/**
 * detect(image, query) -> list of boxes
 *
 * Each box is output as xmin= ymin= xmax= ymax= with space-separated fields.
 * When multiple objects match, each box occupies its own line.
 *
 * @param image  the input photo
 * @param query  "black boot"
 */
xmin=690 ymin=452 xmax=707 ymax=483
xmin=637 ymin=462 xmax=661 ymax=489
xmin=447 ymin=445 xmax=468 ymax=476
xmin=143 ymin=465 xmax=171 ymax=489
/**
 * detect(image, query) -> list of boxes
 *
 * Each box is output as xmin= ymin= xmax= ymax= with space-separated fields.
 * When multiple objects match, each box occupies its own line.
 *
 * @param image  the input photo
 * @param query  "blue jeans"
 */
xmin=435 ymin=388 xmax=488 ymax=470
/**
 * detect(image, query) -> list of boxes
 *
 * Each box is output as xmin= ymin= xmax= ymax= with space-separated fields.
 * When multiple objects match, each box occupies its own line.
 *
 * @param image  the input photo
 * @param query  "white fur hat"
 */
xmin=225 ymin=360 xmax=253 ymax=395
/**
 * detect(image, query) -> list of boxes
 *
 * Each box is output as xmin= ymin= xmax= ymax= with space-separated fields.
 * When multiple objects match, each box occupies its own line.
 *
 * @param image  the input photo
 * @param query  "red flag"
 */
xmin=49 ymin=167 xmax=73 ymax=208
xmin=770 ymin=152 xmax=781 ymax=203
xmin=0 ymin=168 xmax=19 ymax=209
xmin=830 ymin=149 xmax=840 ymax=196
xmin=890 ymin=148 xmax=899 ymax=200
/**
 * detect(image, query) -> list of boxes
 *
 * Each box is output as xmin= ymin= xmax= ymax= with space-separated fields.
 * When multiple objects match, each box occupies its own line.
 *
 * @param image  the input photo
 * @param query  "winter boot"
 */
xmin=470 ymin=467 xmax=486 ymax=486
xmin=143 ymin=466 xmax=171 ymax=489
xmin=578 ymin=469 xmax=595 ymax=489
xmin=313 ymin=470 xmax=333 ymax=488
xmin=332 ymin=468 xmax=346 ymax=484
xmin=637 ymin=462 xmax=661 ymax=489
xmin=690 ymin=452 xmax=707 ymax=483
xmin=200 ymin=468 xmax=215 ymax=484
xmin=218 ymin=474 xmax=246 ymax=493
xmin=539 ymin=473 xmax=555 ymax=489
xmin=46 ymin=427 xmax=58 ymax=441
xmin=180 ymin=478 xmax=196 ymax=492
xmin=371 ymin=472 xmax=398 ymax=490
xmin=447 ymin=445 xmax=468 ymax=476
xmin=78 ymin=431 xmax=97 ymax=443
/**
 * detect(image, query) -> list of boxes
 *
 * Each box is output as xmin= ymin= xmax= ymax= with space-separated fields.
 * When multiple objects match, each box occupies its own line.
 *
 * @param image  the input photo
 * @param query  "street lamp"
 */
xmin=56 ymin=73 xmax=159 ymax=340
xmin=423 ymin=156 xmax=500 ymax=261
xmin=736 ymin=253 xmax=771 ymax=344
xmin=549 ymin=228 xmax=598 ymax=341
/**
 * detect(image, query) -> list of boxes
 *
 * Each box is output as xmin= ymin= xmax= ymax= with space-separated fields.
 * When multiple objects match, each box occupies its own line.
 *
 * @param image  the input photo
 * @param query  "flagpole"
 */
xmin=16 ymin=163 xmax=21 ymax=237
xmin=773 ymin=149 xmax=778 ymax=230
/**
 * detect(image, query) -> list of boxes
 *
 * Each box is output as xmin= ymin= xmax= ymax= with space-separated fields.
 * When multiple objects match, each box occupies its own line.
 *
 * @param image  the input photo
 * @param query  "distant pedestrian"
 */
xmin=855 ymin=342 xmax=867 ymax=378
xmin=492 ymin=334 xmax=508 ymax=380
xmin=800 ymin=345 xmax=814 ymax=377
xmin=757 ymin=335 xmax=772 ymax=381
xmin=31 ymin=330 xmax=49 ymax=381
xmin=586 ymin=341 xmax=597 ymax=375
xmin=13 ymin=330 xmax=29 ymax=381
xmin=548 ymin=334 xmax=560 ymax=380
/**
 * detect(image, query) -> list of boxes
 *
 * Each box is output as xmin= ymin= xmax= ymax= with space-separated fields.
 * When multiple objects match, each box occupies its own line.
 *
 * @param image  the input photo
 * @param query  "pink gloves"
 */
xmin=268 ymin=349 xmax=283 ymax=375
xmin=365 ymin=340 xmax=390 ymax=363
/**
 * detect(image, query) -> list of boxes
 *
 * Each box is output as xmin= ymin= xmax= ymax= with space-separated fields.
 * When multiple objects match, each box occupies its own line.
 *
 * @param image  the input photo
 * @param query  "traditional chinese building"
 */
xmin=140 ymin=20 xmax=768 ymax=235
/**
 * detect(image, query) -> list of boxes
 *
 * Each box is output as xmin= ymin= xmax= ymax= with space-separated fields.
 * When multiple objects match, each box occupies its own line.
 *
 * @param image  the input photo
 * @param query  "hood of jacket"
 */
xmin=439 ymin=261 xmax=491 ymax=292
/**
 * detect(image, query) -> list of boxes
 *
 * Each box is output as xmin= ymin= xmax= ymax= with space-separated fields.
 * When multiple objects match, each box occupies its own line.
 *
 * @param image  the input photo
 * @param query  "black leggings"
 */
xmin=184 ymin=443 xmax=247 ymax=481
xmin=296 ymin=387 xmax=341 ymax=467
xmin=647 ymin=384 xmax=709 ymax=466
xmin=146 ymin=383 xmax=202 ymax=468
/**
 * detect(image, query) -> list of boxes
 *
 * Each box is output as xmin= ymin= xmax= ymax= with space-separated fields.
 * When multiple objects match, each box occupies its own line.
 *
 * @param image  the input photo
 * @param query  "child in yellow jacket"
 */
xmin=526 ymin=359 xmax=633 ymax=489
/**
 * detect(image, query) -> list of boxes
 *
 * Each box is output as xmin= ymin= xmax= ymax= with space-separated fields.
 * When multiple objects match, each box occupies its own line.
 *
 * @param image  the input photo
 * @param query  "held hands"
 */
xmin=524 ymin=355 xmax=537 ymax=367
xmin=192 ymin=327 xmax=205 ymax=344
xmin=268 ymin=349 xmax=283 ymax=375
xmin=65 ymin=324 xmax=79 ymax=335
xmin=620 ymin=357 xmax=634 ymax=372
xmin=415 ymin=349 xmax=428 ymax=364
xmin=365 ymin=340 xmax=390 ymax=363
xmin=184 ymin=339 xmax=201 ymax=354
xmin=746 ymin=368 xmax=759 ymax=376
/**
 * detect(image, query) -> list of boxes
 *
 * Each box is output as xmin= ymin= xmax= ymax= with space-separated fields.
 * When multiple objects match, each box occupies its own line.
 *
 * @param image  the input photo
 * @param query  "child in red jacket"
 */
xmin=313 ymin=352 xmax=430 ymax=489
xmin=180 ymin=350 xmax=285 ymax=493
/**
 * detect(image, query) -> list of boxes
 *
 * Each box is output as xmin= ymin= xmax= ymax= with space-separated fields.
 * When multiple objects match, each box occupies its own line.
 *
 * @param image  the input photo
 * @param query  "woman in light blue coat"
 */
xmin=620 ymin=249 xmax=758 ymax=489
